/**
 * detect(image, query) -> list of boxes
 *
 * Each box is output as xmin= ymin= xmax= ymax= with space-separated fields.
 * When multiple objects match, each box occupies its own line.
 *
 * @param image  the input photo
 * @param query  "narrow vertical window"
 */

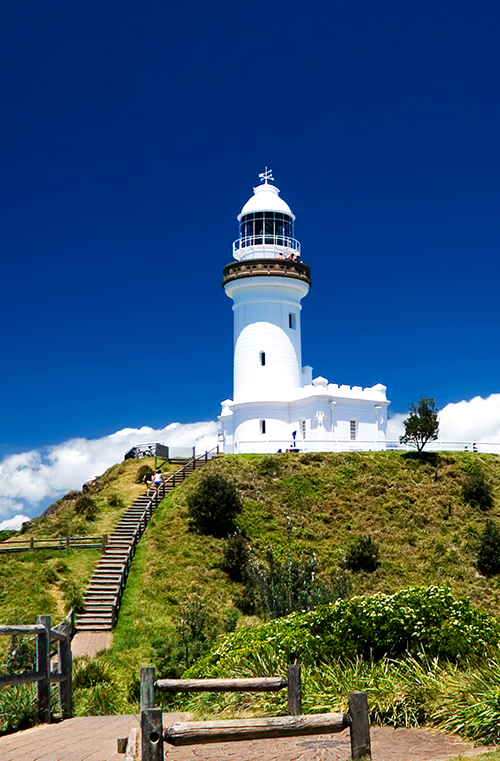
xmin=350 ymin=419 xmax=357 ymax=441
xmin=289 ymin=312 xmax=296 ymax=329
xmin=301 ymin=419 xmax=306 ymax=439
xmin=260 ymin=351 xmax=266 ymax=366
xmin=261 ymin=420 xmax=266 ymax=435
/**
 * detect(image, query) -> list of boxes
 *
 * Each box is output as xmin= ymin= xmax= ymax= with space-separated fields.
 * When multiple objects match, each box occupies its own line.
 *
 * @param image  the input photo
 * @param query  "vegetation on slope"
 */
xmin=0 ymin=457 xmax=176 ymax=651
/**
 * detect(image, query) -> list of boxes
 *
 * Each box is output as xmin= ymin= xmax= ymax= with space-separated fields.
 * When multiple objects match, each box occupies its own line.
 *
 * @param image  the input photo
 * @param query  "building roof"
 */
xmin=238 ymin=183 xmax=295 ymax=221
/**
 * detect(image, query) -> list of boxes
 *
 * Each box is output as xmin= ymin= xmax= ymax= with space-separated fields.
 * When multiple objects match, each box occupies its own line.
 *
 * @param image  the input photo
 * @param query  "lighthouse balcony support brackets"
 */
xmin=222 ymin=258 xmax=311 ymax=288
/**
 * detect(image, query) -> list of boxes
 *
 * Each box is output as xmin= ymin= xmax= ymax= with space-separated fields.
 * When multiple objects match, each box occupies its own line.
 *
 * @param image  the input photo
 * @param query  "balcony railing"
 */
xmin=233 ymin=235 xmax=301 ymax=258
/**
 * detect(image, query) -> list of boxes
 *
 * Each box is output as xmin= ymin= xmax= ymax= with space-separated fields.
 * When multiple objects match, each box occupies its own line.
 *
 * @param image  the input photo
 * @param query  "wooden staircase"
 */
xmin=76 ymin=448 xmax=218 ymax=632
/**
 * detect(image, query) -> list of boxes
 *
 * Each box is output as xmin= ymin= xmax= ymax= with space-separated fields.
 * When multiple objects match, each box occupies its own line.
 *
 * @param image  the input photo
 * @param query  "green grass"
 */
xmin=5 ymin=449 xmax=500 ymax=745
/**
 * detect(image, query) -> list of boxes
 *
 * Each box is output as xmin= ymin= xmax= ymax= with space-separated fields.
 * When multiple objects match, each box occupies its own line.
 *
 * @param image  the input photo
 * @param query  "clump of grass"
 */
xmin=0 ymin=684 xmax=38 ymax=733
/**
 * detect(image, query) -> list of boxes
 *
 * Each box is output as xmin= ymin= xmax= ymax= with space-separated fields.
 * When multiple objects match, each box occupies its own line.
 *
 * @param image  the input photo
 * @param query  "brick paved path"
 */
xmin=0 ymin=715 xmax=493 ymax=761
xmin=71 ymin=631 xmax=113 ymax=658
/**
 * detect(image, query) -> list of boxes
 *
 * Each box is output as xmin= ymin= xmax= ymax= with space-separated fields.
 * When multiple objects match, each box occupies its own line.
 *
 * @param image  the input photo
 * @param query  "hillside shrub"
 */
xmin=0 ymin=530 xmax=17 ymax=542
xmin=256 ymin=455 xmax=284 ymax=478
xmin=135 ymin=464 xmax=153 ymax=484
xmin=245 ymin=547 xmax=337 ymax=619
xmin=477 ymin=520 xmax=500 ymax=577
xmin=222 ymin=533 xmax=250 ymax=582
xmin=152 ymin=596 xmax=215 ymax=678
xmin=462 ymin=463 xmax=494 ymax=511
xmin=188 ymin=587 xmax=500 ymax=675
xmin=187 ymin=473 xmax=242 ymax=537
xmin=345 ymin=535 xmax=380 ymax=572
xmin=74 ymin=494 xmax=98 ymax=521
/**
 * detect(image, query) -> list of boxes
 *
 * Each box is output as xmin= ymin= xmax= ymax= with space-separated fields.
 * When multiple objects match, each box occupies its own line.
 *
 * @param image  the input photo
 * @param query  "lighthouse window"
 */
xmin=350 ymin=419 xmax=357 ymax=440
xmin=239 ymin=212 xmax=294 ymax=247
xmin=261 ymin=420 xmax=266 ymax=435
xmin=260 ymin=351 xmax=266 ymax=366
xmin=289 ymin=312 xmax=296 ymax=329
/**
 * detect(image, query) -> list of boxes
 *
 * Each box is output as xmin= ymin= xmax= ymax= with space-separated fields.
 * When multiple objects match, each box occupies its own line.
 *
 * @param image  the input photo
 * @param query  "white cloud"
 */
xmin=0 ymin=420 xmax=219 ymax=522
xmin=388 ymin=393 xmax=500 ymax=446
xmin=0 ymin=514 xmax=31 ymax=531
xmin=438 ymin=394 xmax=500 ymax=443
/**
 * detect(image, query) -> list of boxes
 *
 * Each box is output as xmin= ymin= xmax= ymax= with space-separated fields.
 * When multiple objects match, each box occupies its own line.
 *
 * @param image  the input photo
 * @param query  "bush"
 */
xmin=189 ymin=587 xmax=500 ymax=675
xmin=246 ymin=547 xmax=337 ymax=619
xmin=222 ymin=534 xmax=250 ymax=582
xmin=256 ymin=455 xmax=284 ymax=478
xmin=477 ymin=520 xmax=500 ymax=577
xmin=463 ymin=463 xmax=494 ymax=511
xmin=107 ymin=493 xmax=124 ymax=507
xmin=345 ymin=535 xmax=380 ymax=572
xmin=74 ymin=495 xmax=98 ymax=521
xmin=73 ymin=657 xmax=113 ymax=689
xmin=187 ymin=473 xmax=242 ymax=537
xmin=135 ymin=464 xmax=153 ymax=484
xmin=5 ymin=636 xmax=36 ymax=674
xmin=0 ymin=684 xmax=38 ymax=733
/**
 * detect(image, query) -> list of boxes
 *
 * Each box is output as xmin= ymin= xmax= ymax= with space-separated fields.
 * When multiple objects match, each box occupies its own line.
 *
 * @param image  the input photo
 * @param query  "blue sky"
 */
xmin=1 ymin=0 xmax=500 ymax=465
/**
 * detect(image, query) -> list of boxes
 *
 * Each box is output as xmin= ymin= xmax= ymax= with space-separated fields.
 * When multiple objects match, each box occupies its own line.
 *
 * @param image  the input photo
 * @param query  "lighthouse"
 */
xmin=220 ymin=171 xmax=389 ymax=454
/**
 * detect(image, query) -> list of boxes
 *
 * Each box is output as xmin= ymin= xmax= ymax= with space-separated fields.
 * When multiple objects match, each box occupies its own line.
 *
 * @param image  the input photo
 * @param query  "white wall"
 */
xmin=225 ymin=276 xmax=309 ymax=403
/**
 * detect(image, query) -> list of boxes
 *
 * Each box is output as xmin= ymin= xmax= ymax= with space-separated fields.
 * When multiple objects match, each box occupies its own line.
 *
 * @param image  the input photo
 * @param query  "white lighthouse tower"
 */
xmin=220 ymin=171 xmax=389 ymax=454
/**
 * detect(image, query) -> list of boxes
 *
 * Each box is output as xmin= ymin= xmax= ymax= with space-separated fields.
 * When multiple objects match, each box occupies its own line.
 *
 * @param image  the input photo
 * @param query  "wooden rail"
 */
xmin=134 ymin=673 xmax=371 ymax=761
xmin=0 ymin=614 xmax=72 ymax=722
xmin=0 ymin=535 xmax=108 ymax=554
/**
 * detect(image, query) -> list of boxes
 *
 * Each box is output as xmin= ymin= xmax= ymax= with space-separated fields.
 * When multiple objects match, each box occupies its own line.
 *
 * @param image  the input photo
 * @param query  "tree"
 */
xmin=399 ymin=397 xmax=439 ymax=452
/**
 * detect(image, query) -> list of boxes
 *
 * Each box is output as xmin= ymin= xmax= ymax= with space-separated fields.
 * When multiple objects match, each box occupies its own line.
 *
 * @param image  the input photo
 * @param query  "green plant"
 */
xmin=73 ymin=657 xmax=113 ymax=689
xmin=256 ymin=455 xmax=284 ymax=478
xmin=60 ymin=580 xmax=85 ymax=612
xmin=107 ymin=493 xmax=124 ymax=507
xmin=187 ymin=473 xmax=242 ymax=537
xmin=4 ymin=635 xmax=36 ymax=674
xmin=0 ymin=684 xmax=38 ymax=733
xmin=0 ymin=530 xmax=17 ymax=542
xmin=135 ymin=464 xmax=153 ymax=484
xmin=345 ymin=535 xmax=380 ymax=573
xmin=74 ymin=495 xmax=98 ymax=521
xmin=463 ymin=463 xmax=494 ymax=511
xmin=399 ymin=398 xmax=439 ymax=452
xmin=222 ymin=533 xmax=250 ymax=582
xmin=190 ymin=587 xmax=500 ymax=675
xmin=246 ymin=547 xmax=336 ymax=619
xmin=477 ymin=520 xmax=500 ymax=577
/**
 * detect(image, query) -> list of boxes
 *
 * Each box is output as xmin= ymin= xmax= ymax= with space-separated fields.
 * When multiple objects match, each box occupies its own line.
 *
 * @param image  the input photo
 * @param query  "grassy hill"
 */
xmin=0 ymin=457 xmax=178 ymax=631
xmin=4 ymin=449 xmax=500 ymax=736
xmin=103 ymin=451 xmax=500 ymax=682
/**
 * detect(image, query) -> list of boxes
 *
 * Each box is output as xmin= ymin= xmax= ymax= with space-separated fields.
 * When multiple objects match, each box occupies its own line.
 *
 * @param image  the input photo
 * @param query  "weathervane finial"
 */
xmin=259 ymin=167 xmax=274 ymax=184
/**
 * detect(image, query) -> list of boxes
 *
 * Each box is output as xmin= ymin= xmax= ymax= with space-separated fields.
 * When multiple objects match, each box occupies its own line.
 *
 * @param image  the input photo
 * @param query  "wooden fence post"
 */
xmin=287 ymin=664 xmax=302 ymax=715
xmin=58 ymin=622 xmax=72 ymax=719
xmin=30 ymin=537 xmax=34 ymax=550
xmin=141 ymin=708 xmax=163 ymax=761
xmin=141 ymin=666 xmax=156 ymax=711
xmin=36 ymin=615 xmax=51 ymax=723
xmin=348 ymin=692 xmax=371 ymax=760
xmin=101 ymin=534 xmax=108 ymax=552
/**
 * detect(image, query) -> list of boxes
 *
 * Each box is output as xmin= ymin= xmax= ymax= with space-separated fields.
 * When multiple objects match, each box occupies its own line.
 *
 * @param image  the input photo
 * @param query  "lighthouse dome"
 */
xmin=238 ymin=183 xmax=295 ymax=221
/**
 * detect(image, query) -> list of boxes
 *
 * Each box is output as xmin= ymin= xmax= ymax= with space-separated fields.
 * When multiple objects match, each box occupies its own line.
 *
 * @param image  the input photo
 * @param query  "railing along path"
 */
xmin=0 ymin=613 xmax=73 ymax=722
xmin=118 ymin=666 xmax=371 ymax=760
xmin=76 ymin=447 xmax=219 ymax=631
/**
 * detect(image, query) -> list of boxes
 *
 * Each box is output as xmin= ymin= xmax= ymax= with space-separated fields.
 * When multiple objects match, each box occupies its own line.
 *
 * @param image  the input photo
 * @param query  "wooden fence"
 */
xmin=0 ymin=535 xmax=108 ymax=554
xmin=122 ymin=666 xmax=371 ymax=760
xmin=0 ymin=614 xmax=73 ymax=721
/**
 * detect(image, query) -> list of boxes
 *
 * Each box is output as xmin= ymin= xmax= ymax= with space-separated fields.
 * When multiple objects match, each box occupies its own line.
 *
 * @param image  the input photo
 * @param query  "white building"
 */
xmin=219 ymin=173 xmax=389 ymax=454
